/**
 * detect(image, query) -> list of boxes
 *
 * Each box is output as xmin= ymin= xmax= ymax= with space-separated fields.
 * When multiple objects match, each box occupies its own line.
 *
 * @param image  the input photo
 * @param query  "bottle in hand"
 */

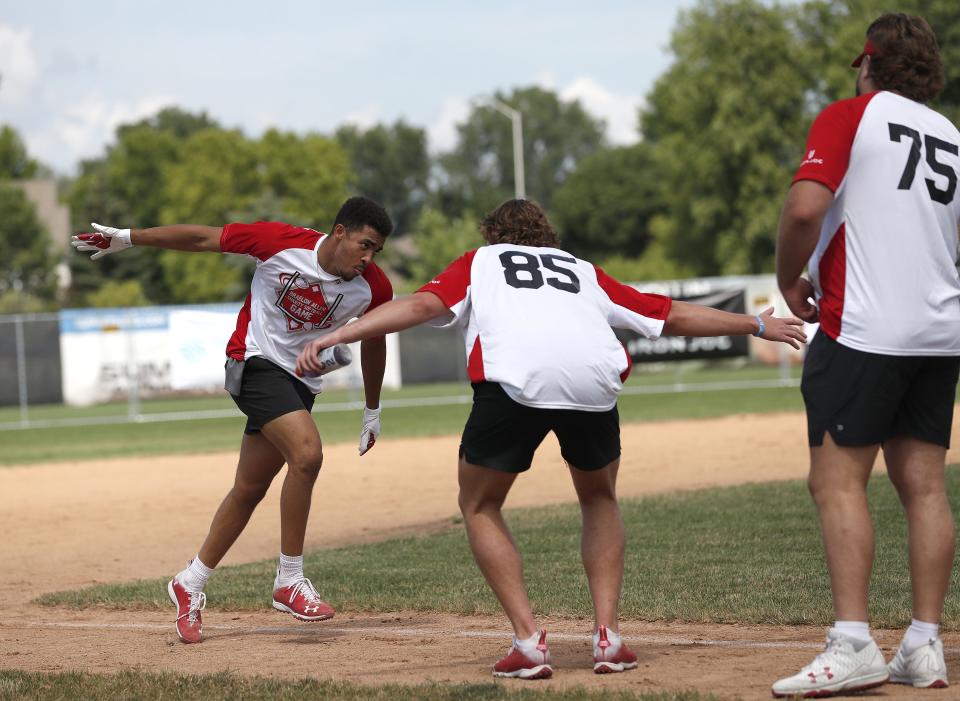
xmin=304 ymin=344 xmax=353 ymax=377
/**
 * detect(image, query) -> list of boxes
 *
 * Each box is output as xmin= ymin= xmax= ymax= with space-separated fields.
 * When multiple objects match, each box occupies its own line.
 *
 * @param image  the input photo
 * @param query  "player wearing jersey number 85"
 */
xmin=299 ymin=198 xmax=805 ymax=678
xmin=774 ymin=13 xmax=959 ymax=696
xmin=72 ymin=197 xmax=395 ymax=643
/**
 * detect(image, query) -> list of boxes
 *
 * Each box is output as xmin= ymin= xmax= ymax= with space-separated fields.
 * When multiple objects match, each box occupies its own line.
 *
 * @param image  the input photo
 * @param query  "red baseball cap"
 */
xmin=851 ymin=39 xmax=876 ymax=67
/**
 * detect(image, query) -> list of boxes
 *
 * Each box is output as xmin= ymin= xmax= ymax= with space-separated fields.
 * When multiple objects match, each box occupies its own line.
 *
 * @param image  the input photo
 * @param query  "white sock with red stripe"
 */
xmin=176 ymin=556 xmax=213 ymax=592
xmin=275 ymin=553 xmax=304 ymax=589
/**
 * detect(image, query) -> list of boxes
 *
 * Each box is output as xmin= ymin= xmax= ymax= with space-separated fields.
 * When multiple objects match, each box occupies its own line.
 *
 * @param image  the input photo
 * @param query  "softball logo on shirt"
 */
xmin=275 ymin=272 xmax=343 ymax=331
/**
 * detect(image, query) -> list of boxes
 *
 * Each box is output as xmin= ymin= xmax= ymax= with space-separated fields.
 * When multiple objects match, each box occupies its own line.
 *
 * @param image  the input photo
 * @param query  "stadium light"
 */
xmin=491 ymin=98 xmax=526 ymax=199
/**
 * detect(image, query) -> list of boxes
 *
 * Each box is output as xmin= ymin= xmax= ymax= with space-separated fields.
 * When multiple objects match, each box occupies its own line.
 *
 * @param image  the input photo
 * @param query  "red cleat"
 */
xmin=167 ymin=577 xmax=206 ymax=644
xmin=493 ymin=630 xmax=553 ymax=679
xmin=593 ymin=625 xmax=638 ymax=673
xmin=272 ymin=578 xmax=335 ymax=621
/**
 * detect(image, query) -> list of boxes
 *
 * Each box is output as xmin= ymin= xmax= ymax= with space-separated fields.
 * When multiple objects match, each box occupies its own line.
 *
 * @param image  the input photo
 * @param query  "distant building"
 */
xmin=16 ymin=178 xmax=70 ymax=251
xmin=15 ymin=178 xmax=71 ymax=288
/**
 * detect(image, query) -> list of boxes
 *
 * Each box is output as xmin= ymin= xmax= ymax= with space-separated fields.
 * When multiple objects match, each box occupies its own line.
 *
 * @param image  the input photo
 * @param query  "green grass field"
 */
xmin=39 ymin=467 xmax=960 ymax=630
xmin=0 ymin=364 xmax=804 ymax=465
xmin=0 ymin=671 xmax=716 ymax=701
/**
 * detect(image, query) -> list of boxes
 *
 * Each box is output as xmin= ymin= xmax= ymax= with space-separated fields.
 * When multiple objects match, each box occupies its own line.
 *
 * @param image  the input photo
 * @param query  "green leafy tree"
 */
xmin=66 ymin=108 xmax=220 ymax=304
xmin=256 ymin=129 xmax=354 ymax=228
xmin=398 ymin=208 xmax=483 ymax=290
xmin=438 ymin=86 xmax=606 ymax=217
xmin=641 ymin=0 xmax=812 ymax=276
xmin=0 ymin=184 xmax=57 ymax=303
xmin=84 ymin=279 xmax=151 ymax=308
xmin=0 ymin=125 xmax=40 ymax=179
xmin=552 ymin=143 xmax=662 ymax=260
xmin=336 ymin=121 xmax=429 ymax=234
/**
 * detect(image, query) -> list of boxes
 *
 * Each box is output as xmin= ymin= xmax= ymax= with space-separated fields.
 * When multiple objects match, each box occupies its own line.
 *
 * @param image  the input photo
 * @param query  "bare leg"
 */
xmin=808 ymin=433 xmax=879 ymax=621
xmin=568 ymin=458 xmax=623 ymax=633
xmin=457 ymin=459 xmax=536 ymax=639
xmin=197 ymin=432 xmax=285 ymax=567
xmin=884 ymin=436 xmax=955 ymax=623
xmin=261 ymin=410 xmax=325 ymax=557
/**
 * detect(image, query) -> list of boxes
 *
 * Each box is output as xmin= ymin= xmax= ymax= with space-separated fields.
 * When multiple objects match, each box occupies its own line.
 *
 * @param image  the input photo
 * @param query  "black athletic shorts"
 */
xmin=801 ymin=331 xmax=960 ymax=448
xmin=228 ymin=356 xmax=316 ymax=435
xmin=459 ymin=382 xmax=621 ymax=473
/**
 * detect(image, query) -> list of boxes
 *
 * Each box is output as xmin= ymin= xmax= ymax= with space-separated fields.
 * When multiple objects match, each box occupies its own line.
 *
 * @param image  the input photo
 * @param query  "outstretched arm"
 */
xmin=296 ymin=292 xmax=448 ymax=376
xmin=664 ymin=302 xmax=806 ymax=348
xmin=132 ymin=225 xmax=223 ymax=252
xmin=72 ymin=222 xmax=222 ymax=259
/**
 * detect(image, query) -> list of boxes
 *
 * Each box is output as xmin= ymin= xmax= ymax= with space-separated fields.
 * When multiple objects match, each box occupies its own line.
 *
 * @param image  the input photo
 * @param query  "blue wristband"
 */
xmin=753 ymin=315 xmax=765 ymax=337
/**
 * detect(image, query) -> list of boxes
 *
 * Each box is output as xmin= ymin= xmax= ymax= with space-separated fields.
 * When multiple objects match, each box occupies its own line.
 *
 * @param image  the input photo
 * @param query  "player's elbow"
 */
xmin=782 ymin=182 xmax=833 ymax=228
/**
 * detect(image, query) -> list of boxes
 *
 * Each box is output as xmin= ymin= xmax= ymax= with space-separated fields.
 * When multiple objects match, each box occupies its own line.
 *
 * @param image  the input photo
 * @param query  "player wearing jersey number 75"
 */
xmin=298 ymin=198 xmax=805 ymax=678
xmin=774 ymin=13 xmax=959 ymax=697
xmin=72 ymin=197 xmax=395 ymax=644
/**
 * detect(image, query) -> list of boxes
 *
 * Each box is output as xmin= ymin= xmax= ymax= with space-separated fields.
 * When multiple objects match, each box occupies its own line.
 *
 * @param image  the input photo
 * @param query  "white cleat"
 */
xmin=888 ymin=638 xmax=949 ymax=689
xmin=771 ymin=629 xmax=889 ymax=698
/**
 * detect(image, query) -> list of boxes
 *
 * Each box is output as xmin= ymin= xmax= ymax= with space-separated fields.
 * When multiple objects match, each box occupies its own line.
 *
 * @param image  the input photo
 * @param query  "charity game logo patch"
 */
xmin=275 ymin=272 xmax=343 ymax=331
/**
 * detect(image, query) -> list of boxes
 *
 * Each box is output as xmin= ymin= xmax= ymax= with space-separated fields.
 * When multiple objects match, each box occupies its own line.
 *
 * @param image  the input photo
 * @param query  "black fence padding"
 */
xmin=0 ymin=319 xmax=63 ymax=406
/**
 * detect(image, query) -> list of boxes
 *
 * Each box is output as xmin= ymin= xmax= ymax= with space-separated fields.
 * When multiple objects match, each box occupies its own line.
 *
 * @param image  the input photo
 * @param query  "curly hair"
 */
xmin=865 ymin=13 xmax=944 ymax=103
xmin=334 ymin=196 xmax=393 ymax=238
xmin=479 ymin=199 xmax=559 ymax=248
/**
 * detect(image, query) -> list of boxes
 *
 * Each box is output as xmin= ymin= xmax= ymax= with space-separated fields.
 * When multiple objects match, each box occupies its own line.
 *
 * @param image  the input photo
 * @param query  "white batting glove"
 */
xmin=71 ymin=222 xmax=133 ymax=260
xmin=358 ymin=405 xmax=381 ymax=456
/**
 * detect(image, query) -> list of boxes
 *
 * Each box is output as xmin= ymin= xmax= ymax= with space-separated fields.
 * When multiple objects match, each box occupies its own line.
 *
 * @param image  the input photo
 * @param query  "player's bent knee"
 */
xmin=232 ymin=481 xmax=271 ymax=507
xmin=285 ymin=444 xmax=324 ymax=479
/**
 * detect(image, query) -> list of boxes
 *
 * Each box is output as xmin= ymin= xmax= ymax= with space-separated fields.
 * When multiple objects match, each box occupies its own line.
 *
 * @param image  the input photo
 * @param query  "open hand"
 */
xmin=757 ymin=306 xmax=807 ymax=349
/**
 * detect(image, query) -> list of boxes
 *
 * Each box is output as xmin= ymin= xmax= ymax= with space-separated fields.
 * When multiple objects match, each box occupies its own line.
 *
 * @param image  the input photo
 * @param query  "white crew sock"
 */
xmin=833 ymin=620 xmax=872 ymax=643
xmin=275 ymin=553 xmax=304 ymax=589
xmin=176 ymin=556 xmax=213 ymax=592
xmin=513 ymin=629 xmax=542 ymax=652
xmin=902 ymin=618 xmax=939 ymax=652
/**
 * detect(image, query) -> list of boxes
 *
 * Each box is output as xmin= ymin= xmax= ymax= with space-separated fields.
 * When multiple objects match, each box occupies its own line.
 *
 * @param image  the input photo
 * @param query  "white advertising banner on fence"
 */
xmin=60 ymin=304 xmax=401 ymax=406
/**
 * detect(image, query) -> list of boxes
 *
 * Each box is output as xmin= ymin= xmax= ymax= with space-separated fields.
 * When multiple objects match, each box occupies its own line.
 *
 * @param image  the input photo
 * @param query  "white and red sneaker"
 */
xmin=493 ymin=630 xmax=553 ymax=679
xmin=167 ymin=577 xmax=206 ymax=644
xmin=272 ymin=577 xmax=335 ymax=621
xmin=593 ymin=625 xmax=638 ymax=673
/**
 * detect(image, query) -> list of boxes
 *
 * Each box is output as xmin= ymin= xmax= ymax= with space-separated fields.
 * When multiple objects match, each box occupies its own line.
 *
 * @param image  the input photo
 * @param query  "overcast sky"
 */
xmin=0 ymin=1 xmax=700 ymax=176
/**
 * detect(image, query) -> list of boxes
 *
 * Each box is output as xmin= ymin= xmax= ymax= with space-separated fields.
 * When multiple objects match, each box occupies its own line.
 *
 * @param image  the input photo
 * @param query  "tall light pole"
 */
xmin=491 ymin=99 xmax=526 ymax=199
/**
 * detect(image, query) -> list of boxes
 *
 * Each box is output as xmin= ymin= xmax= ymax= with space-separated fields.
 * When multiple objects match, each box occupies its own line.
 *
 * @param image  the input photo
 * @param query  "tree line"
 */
xmin=2 ymin=0 xmax=957 ymax=311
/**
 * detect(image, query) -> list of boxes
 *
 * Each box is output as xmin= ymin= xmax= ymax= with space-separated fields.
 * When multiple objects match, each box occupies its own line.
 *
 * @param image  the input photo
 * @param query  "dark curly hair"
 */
xmin=479 ymin=199 xmax=559 ymax=248
xmin=334 ymin=196 xmax=393 ymax=238
xmin=865 ymin=13 xmax=944 ymax=103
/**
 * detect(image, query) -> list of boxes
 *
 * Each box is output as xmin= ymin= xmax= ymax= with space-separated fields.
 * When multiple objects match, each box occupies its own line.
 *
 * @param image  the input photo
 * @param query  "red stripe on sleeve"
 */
xmin=417 ymin=249 xmax=477 ymax=309
xmin=792 ymin=92 xmax=878 ymax=192
xmin=220 ymin=221 xmax=322 ymax=261
xmin=594 ymin=266 xmax=672 ymax=320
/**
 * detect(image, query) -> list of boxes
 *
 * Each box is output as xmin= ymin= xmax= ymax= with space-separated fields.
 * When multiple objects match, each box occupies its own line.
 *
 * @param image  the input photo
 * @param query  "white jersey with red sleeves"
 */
xmin=418 ymin=243 xmax=672 ymax=411
xmin=220 ymin=221 xmax=392 ymax=392
xmin=794 ymin=90 xmax=960 ymax=355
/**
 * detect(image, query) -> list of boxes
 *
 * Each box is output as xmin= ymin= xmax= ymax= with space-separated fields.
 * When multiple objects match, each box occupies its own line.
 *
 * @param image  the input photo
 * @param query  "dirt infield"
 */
xmin=2 ymin=411 xmax=958 ymax=699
